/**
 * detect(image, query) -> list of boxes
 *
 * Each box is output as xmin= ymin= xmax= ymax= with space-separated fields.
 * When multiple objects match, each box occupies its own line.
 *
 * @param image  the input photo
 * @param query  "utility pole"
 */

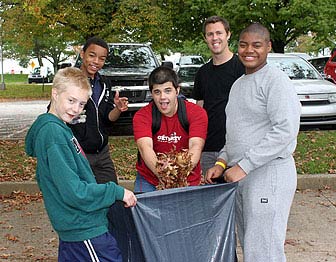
xmin=0 ymin=18 xmax=5 ymax=90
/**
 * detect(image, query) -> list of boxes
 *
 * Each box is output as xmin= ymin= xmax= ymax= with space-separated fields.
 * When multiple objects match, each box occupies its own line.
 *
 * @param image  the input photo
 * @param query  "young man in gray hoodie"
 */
xmin=206 ymin=23 xmax=301 ymax=262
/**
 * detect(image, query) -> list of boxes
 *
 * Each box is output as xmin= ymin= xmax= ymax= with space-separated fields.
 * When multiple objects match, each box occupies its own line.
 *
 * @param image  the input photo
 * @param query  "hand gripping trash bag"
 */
xmin=108 ymin=182 xmax=237 ymax=262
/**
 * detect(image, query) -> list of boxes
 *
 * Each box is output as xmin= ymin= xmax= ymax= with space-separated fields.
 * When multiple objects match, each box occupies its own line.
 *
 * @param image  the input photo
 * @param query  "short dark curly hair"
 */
xmin=82 ymin=36 xmax=109 ymax=53
xmin=148 ymin=66 xmax=179 ymax=92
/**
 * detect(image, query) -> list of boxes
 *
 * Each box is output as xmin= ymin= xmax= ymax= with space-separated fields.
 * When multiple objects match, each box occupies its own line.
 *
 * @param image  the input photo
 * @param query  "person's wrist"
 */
xmin=215 ymin=161 xmax=226 ymax=170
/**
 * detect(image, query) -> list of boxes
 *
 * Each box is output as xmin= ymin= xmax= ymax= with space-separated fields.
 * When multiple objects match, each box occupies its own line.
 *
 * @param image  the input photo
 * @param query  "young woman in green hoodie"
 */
xmin=25 ymin=67 xmax=137 ymax=261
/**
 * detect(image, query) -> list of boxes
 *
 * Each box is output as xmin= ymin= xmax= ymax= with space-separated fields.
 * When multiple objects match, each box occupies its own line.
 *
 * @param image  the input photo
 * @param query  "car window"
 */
xmin=309 ymin=58 xmax=328 ymax=68
xmin=74 ymin=44 xmax=159 ymax=71
xmin=268 ymin=56 xmax=321 ymax=80
xmin=103 ymin=45 xmax=157 ymax=69
xmin=178 ymin=67 xmax=199 ymax=82
xmin=308 ymin=57 xmax=329 ymax=74
xmin=179 ymin=56 xmax=204 ymax=65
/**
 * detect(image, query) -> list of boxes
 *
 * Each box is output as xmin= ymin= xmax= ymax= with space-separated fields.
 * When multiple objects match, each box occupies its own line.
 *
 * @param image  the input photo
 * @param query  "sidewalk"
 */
xmin=284 ymin=189 xmax=336 ymax=261
xmin=1 ymin=187 xmax=335 ymax=261
xmin=0 ymin=100 xmax=48 ymax=140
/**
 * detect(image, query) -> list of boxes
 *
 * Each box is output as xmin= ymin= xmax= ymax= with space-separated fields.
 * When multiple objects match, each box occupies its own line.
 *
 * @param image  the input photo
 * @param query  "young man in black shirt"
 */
xmin=192 ymin=16 xmax=245 ymax=176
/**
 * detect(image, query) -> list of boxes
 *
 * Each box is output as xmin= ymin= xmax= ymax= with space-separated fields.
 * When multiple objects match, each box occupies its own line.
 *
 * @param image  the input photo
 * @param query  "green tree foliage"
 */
xmin=109 ymin=0 xmax=173 ymax=58
xmin=158 ymin=0 xmax=221 ymax=48
xmin=179 ymin=40 xmax=211 ymax=61
xmin=1 ymin=0 xmax=335 ymax=66
xmin=2 ymin=1 xmax=77 ymax=72
xmin=221 ymin=0 xmax=336 ymax=53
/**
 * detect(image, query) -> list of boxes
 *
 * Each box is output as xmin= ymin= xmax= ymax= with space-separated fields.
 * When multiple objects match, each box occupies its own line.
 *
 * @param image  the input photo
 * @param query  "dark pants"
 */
xmin=86 ymin=145 xmax=118 ymax=184
xmin=58 ymin=232 xmax=122 ymax=262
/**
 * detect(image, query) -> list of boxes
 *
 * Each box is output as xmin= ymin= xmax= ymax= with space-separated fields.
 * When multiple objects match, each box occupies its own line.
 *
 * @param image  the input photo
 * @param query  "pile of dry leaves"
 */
xmin=156 ymin=147 xmax=193 ymax=190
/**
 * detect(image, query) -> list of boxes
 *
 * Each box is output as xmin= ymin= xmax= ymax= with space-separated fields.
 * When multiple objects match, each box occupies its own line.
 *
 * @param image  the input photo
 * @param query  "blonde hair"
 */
xmin=52 ymin=67 xmax=92 ymax=97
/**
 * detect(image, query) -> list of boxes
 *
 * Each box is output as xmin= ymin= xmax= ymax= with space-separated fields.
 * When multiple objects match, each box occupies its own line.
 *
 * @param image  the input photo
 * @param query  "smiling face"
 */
xmin=49 ymin=84 xmax=89 ymax=123
xmin=80 ymin=43 xmax=108 ymax=78
xmin=204 ymin=22 xmax=231 ymax=56
xmin=151 ymin=81 xmax=179 ymax=117
xmin=238 ymin=30 xmax=272 ymax=74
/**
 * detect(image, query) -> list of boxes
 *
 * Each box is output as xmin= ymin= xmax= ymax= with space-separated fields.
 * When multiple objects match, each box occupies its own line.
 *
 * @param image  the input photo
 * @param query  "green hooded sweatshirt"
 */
xmin=25 ymin=113 xmax=125 ymax=242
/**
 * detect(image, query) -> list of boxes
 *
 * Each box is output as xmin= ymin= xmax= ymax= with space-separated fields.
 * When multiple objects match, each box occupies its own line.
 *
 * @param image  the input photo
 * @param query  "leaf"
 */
xmin=155 ymin=146 xmax=194 ymax=190
xmin=0 ymin=253 xmax=11 ymax=259
xmin=5 ymin=234 xmax=19 ymax=242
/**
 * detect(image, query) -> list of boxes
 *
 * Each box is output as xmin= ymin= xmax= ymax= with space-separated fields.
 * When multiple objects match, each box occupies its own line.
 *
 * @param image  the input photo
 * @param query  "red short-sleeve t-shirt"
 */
xmin=133 ymin=100 xmax=208 ymax=186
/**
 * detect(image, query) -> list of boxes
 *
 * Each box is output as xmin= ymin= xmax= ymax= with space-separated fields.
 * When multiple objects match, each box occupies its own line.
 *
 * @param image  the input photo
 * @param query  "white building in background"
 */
xmin=2 ymin=59 xmax=29 ymax=74
xmin=1 ymin=58 xmax=54 ymax=74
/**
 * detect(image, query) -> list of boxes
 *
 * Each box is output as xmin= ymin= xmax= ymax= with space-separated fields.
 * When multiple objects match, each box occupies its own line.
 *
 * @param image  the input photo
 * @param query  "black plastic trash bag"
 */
xmin=108 ymin=182 xmax=237 ymax=262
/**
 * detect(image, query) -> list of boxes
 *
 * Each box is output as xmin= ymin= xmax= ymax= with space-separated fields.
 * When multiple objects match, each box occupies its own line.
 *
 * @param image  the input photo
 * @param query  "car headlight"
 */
xmin=329 ymin=94 xmax=336 ymax=103
xmin=145 ymin=90 xmax=152 ymax=102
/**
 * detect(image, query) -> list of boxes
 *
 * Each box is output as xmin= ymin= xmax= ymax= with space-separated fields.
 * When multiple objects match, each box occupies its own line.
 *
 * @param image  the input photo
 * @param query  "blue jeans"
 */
xmin=134 ymin=172 xmax=156 ymax=193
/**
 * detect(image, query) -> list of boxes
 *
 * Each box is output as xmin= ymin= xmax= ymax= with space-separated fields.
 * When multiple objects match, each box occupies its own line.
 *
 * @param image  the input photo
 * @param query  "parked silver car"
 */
xmin=267 ymin=53 xmax=336 ymax=127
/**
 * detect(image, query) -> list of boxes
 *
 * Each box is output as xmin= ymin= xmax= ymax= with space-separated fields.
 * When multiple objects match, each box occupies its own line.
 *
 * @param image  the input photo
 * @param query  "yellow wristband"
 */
xmin=215 ymin=161 xmax=226 ymax=169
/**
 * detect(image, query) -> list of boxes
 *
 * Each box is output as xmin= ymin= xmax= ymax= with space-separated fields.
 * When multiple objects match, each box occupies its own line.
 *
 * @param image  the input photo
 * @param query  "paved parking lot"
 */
xmin=0 ymin=100 xmax=49 ymax=139
xmin=0 ymin=100 xmax=133 ymax=138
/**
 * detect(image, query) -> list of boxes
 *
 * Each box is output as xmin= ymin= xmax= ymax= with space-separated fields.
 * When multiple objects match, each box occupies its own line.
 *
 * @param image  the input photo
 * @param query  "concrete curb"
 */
xmin=0 ymin=174 xmax=335 ymax=195
xmin=296 ymin=174 xmax=336 ymax=190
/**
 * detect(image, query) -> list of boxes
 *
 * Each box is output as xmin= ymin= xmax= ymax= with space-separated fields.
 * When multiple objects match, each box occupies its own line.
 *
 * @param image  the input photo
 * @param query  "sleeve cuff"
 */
xmin=114 ymin=184 xmax=125 ymax=201
xmin=238 ymin=158 xmax=254 ymax=175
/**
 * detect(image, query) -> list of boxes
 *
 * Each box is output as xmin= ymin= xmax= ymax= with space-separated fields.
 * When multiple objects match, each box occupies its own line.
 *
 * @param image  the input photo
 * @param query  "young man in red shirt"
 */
xmin=133 ymin=66 xmax=208 ymax=193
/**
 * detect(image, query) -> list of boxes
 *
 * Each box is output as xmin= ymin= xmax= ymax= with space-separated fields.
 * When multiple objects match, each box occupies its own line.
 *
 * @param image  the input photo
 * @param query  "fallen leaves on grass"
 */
xmin=0 ymin=140 xmax=36 ymax=182
xmin=0 ymin=191 xmax=43 ymax=211
xmin=109 ymin=137 xmax=137 ymax=180
xmin=294 ymin=130 xmax=336 ymax=174
xmin=1 ymin=130 xmax=335 ymax=183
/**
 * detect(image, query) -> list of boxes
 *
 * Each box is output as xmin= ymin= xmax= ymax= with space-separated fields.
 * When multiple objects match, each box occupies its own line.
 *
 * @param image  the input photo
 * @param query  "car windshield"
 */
xmin=179 ymin=56 xmax=204 ymax=65
xmin=178 ymin=67 xmax=199 ymax=82
xmin=103 ymin=45 xmax=157 ymax=69
xmin=268 ymin=56 xmax=321 ymax=80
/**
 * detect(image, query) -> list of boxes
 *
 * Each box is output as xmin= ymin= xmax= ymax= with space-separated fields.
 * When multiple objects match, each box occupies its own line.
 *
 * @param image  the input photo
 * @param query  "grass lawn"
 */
xmin=0 ymin=75 xmax=335 ymax=181
xmin=0 ymin=130 xmax=335 ymax=182
xmin=4 ymin=73 xmax=29 ymax=83
xmin=294 ymin=130 xmax=336 ymax=174
xmin=0 ymin=74 xmax=51 ymax=100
